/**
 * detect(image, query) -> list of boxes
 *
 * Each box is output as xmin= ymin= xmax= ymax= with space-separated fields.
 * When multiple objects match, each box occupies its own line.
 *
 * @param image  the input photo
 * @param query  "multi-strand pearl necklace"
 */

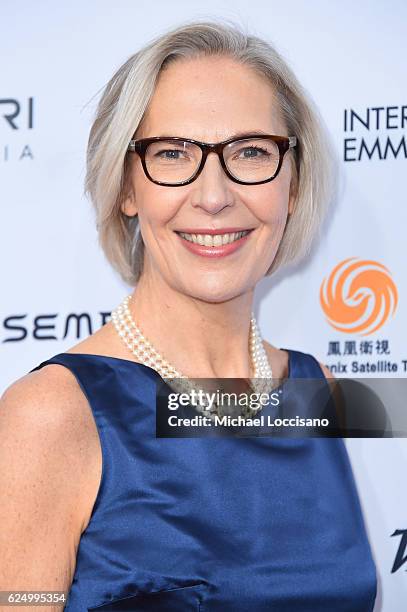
xmin=111 ymin=293 xmax=275 ymax=421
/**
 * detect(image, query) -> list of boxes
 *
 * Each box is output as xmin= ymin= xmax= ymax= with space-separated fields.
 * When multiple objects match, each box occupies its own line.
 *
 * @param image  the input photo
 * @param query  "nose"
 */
xmin=190 ymin=152 xmax=234 ymax=214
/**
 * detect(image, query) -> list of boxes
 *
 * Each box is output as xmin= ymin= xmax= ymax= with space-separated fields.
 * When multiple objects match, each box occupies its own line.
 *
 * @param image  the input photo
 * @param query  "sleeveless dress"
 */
xmin=29 ymin=349 xmax=377 ymax=611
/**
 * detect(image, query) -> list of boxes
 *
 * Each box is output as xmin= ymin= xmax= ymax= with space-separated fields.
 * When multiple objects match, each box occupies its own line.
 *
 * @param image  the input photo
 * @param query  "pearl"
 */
xmin=111 ymin=293 xmax=274 ymax=419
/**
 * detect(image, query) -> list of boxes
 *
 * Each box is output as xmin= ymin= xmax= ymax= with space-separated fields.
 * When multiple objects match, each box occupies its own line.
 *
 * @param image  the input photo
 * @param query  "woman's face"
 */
xmin=122 ymin=55 xmax=296 ymax=302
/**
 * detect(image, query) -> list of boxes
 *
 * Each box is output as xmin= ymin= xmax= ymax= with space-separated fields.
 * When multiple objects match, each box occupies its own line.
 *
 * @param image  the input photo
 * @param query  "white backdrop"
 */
xmin=1 ymin=1 xmax=406 ymax=609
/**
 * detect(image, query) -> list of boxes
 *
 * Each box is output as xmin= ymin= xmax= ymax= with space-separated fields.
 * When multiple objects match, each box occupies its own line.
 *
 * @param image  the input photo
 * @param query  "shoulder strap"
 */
xmin=285 ymin=348 xmax=326 ymax=379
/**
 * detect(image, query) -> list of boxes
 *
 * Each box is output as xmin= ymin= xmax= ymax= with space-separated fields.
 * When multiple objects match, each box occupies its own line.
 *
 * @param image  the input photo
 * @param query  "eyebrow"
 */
xmin=154 ymin=129 xmax=273 ymax=141
xmin=227 ymin=129 xmax=271 ymax=139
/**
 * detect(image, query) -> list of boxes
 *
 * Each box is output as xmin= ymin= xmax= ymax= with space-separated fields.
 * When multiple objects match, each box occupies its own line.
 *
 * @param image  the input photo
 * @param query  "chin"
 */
xmin=177 ymin=278 xmax=251 ymax=304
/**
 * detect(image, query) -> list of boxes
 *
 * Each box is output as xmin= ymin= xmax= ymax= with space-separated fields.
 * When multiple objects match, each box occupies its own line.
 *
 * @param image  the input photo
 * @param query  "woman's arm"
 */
xmin=0 ymin=366 xmax=101 ymax=611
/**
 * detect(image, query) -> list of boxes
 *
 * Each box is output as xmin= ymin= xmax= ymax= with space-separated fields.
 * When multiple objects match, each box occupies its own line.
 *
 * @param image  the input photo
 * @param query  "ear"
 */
xmin=121 ymin=188 xmax=138 ymax=217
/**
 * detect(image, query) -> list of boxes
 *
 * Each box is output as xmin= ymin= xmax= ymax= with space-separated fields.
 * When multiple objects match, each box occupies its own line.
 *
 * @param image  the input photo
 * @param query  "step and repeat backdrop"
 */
xmin=1 ymin=1 xmax=406 ymax=609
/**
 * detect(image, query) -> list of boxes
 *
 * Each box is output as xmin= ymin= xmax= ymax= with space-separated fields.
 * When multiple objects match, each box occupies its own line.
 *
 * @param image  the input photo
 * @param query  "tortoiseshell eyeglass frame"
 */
xmin=126 ymin=133 xmax=297 ymax=186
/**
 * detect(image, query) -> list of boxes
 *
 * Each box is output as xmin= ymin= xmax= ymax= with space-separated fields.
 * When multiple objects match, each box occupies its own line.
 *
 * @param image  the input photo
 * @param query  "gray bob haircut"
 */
xmin=84 ymin=19 xmax=336 ymax=287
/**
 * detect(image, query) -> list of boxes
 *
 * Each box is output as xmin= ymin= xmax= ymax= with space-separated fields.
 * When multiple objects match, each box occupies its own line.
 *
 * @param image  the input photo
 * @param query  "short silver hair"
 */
xmin=84 ymin=19 xmax=336 ymax=286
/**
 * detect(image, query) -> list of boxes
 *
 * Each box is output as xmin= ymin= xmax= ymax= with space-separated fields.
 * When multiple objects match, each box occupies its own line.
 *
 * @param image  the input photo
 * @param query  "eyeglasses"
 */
xmin=127 ymin=133 xmax=297 ymax=186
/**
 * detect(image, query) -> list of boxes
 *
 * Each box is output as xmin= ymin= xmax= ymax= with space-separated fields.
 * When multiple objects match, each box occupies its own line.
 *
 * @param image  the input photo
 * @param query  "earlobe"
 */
xmin=121 ymin=156 xmax=138 ymax=216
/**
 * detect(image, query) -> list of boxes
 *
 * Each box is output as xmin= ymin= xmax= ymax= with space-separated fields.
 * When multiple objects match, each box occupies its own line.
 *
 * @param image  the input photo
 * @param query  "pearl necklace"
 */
xmin=111 ymin=294 xmax=275 ymax=421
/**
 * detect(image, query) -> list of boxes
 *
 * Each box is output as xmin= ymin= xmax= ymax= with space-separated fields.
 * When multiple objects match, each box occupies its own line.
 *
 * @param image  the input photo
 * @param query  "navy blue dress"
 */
xmin=29 ymin=349 xmax=377 ymax=611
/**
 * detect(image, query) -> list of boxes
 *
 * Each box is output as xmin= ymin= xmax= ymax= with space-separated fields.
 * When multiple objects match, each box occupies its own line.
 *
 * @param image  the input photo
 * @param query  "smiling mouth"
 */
xmin=175 ymin=229 xmax=254 ymax=246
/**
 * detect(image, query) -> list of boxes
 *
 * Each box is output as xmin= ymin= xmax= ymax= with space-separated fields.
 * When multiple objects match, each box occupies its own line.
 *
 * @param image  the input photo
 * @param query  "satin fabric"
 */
xmin=30 ymin=349 xmax=377 ymax=611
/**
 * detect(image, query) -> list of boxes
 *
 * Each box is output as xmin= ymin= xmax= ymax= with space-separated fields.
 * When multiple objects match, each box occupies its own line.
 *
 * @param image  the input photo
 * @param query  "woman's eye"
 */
xmin=238 ymin=147 xmax=270 ymax=158
xmin=156 ymin=149 xmax=186 ymax=160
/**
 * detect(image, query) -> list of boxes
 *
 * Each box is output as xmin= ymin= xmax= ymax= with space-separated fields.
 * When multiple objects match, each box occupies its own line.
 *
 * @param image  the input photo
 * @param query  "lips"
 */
xmin=180 ymin=229 xmax=252 ymax=246
xmin=174 ymin=228 xmax=255 ymax=258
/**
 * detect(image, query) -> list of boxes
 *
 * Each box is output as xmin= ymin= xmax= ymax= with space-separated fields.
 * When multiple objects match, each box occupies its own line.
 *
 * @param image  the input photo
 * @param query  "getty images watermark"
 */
xmin=166 ymin=388 xmax=330 ymax=429
xmin=155 ymin=379 xmax=337 ymax=437
xmin=156 ymin=377 xmax=407 ymax=438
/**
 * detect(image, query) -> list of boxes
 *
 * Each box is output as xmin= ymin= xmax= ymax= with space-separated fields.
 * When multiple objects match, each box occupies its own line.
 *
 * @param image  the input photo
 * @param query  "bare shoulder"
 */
xmin=0 ymin=366 xmax=103 ymax=591
xmin=0 ymin=364 xmax=102 ymax=535
xmin=1 ymin=364 xmax=98 ymax=450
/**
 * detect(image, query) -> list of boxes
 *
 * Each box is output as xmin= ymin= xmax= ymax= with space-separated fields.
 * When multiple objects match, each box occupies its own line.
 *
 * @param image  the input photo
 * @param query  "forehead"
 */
xmin=138 ymin=55 xmax=285 ymax=140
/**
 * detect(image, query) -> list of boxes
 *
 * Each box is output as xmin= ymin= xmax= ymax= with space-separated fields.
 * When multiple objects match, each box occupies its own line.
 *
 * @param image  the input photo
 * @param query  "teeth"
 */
xmin=179 ymin=230 xmax=250 ymax=246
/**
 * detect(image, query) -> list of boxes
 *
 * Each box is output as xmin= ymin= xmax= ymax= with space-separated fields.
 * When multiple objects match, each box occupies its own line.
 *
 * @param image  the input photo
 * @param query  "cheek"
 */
xmin=251 ymin=182 xmax=290 ymax=227
xmin=132 ymin=162 xmax=167 ymax=224
xmin=136 ymin=183 xmax=181 ymax=229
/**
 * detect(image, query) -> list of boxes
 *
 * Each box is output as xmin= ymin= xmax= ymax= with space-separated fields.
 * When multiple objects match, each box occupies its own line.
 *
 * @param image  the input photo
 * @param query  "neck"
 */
xmin=125 ymin=271 xmax=257 ymax=379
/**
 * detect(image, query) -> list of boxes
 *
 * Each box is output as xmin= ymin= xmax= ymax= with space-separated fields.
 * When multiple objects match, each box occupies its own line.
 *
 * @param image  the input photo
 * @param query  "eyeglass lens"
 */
xmin=145 ymin=138 xmax=280 ymax=184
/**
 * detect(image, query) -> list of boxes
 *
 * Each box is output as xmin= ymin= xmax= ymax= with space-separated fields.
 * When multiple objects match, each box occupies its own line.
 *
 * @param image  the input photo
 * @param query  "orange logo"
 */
xmin=320 ymin=258 xmax=398 ymax=336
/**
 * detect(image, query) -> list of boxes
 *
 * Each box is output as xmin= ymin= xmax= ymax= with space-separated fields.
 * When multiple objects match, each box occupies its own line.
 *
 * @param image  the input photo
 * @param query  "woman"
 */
xmin=0 ymin=20 xmax=377 ymax=611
